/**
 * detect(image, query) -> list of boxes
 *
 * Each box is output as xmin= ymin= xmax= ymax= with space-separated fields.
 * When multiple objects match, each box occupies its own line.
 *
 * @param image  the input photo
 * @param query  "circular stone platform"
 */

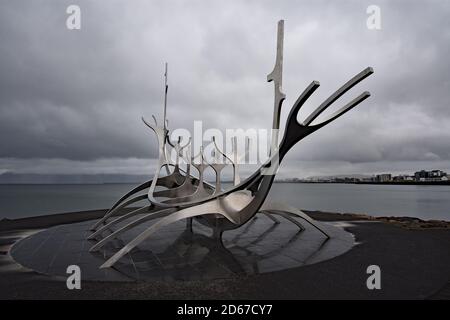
xmin=10 ymin=214 xmax=354 ymax=281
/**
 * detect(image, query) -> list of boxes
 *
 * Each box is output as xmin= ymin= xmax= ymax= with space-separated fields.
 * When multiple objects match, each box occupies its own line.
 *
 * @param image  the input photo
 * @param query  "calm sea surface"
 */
xmin=0 ymin=183 xmax=449 ymax=221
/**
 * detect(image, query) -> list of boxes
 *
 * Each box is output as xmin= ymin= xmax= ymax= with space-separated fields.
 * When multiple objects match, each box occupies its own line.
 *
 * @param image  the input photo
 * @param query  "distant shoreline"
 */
xmin=2 ymin=181 xmax=450 ymax=186
xmin=285 ymin=181 xmax=450 ymax=186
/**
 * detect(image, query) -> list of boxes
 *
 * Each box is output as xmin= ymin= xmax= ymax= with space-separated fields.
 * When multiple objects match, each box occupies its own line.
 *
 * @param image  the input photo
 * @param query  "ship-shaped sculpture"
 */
xmin=88 ymin=20 xmax=374 ymax=269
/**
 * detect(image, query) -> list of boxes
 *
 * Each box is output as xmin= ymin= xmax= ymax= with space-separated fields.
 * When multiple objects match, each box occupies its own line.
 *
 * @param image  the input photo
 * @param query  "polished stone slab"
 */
xmin=10 ymin=214 xmax=354 ymax=281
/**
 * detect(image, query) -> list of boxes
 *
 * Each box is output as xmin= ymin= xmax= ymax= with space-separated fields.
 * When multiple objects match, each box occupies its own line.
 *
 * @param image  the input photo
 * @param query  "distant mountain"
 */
xmin=0 ymin=173 xmax=149 ymax=184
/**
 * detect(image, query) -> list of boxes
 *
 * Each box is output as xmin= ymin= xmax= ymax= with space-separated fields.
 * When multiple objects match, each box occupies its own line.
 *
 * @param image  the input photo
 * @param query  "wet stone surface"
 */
xmin=10 ymin=214 xmax=354 ymax=281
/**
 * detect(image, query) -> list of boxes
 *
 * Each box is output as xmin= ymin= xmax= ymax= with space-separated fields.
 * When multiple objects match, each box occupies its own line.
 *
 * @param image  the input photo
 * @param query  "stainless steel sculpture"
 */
xmin=88 ymin=20 xmax=374 ymax=269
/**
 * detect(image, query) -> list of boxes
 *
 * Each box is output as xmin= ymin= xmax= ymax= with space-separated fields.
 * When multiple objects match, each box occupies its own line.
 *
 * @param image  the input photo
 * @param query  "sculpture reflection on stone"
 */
xmin=88 ymin=20 xmax=374 ymax=269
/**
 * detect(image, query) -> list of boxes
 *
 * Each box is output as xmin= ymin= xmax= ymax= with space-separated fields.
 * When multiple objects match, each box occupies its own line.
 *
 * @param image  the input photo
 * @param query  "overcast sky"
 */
xmin=1 ymin=0 xmax=449 ymax=179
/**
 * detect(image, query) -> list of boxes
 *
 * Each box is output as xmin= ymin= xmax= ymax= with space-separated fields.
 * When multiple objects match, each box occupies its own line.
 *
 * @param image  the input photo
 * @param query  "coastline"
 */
xmin=278 ymin=181 xmax=450 ymax=186
xmin=1 ymin=208 xmax=449 ymax=232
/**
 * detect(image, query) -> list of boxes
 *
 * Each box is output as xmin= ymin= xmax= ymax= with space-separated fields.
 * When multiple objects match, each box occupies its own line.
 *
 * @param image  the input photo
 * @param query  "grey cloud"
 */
xmin=1 ymin=0 xmax=450 ymax=176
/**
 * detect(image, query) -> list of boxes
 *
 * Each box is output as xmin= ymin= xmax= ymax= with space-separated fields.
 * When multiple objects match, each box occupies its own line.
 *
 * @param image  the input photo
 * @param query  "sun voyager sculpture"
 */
xmin=88 ymin=20 xmax=374 ymax=269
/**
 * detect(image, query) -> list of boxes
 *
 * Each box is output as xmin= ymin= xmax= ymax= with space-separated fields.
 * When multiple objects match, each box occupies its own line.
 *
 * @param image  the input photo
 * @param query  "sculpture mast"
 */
xmin=163 ymin=62 xmax=168 ymax=133
xmin=163 ymin=62 xmax=171 ymax=174
xmin=267 ymin=20 xmax=286 ymax=154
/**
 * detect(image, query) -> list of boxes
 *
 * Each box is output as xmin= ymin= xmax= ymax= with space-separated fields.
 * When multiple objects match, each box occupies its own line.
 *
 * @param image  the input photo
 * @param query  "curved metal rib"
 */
xmin=153 ymin=139 xmax=197 ymax=199
xmin=162 ymin=148 xmax=212 ymax=204
xmin=90 ymin=170 xmax=185 ymax=231
xmin=230 ymin=137 xmax=241 ymax=185
xmin=99 ymin=202 xmax=239 ymax=268
xmin=90 ymin=181 xmax=151 ymax=230
xmin=142 ymin=115 xmax=171 ymax=177
xmin=261 ymin=211 xmax=280 ymax=224
xmin=311 ymin=91 xmax=371 ymax=129
xmin=303 ymin=67 xmax=373 ymax=126
xmin=88 ymin=205 xmax=152 ymax=240
xmin=210 ymin=137 xmax=230 ymax=192
xmin=97 ymin=190 xmax=254 ymax=266
xmin=108 ymin=180 xmax=150 ymax=211
xmin=214 ymin=136 xmax=250 ymax=186
xmin=260 ymin=202 xmax=329 ymax=239
xmin=153 ymin=177 xmax=196 ymax=198
xmin=261 ymin=210 xmax=305 ymax=231
xmin=90 ymin=194 xmax=148 ymax=231
xmin=89 ymin=207 xmax=175 ymax=252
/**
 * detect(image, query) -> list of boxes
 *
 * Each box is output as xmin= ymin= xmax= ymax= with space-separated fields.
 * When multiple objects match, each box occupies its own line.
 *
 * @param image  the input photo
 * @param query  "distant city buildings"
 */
xmin=414 ymin=170 xmax=447 ymax=182
xmin=392 ymin=175 xmax=414 ymax=182
xmin=376 ymin=174 xmax=392 ymax=182
xmin=296 ymin=169 xmax=449 ymax=184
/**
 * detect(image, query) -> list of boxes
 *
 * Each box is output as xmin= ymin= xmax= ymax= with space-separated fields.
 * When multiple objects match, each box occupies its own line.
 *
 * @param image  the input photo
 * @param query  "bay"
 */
xmin=0 ymin=183 xmax=449 ymax=221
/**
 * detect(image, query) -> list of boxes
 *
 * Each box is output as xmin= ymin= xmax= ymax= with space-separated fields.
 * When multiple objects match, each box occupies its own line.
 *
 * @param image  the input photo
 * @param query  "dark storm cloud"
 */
xmin=1 ymin=0 xmax=450 ymax=176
